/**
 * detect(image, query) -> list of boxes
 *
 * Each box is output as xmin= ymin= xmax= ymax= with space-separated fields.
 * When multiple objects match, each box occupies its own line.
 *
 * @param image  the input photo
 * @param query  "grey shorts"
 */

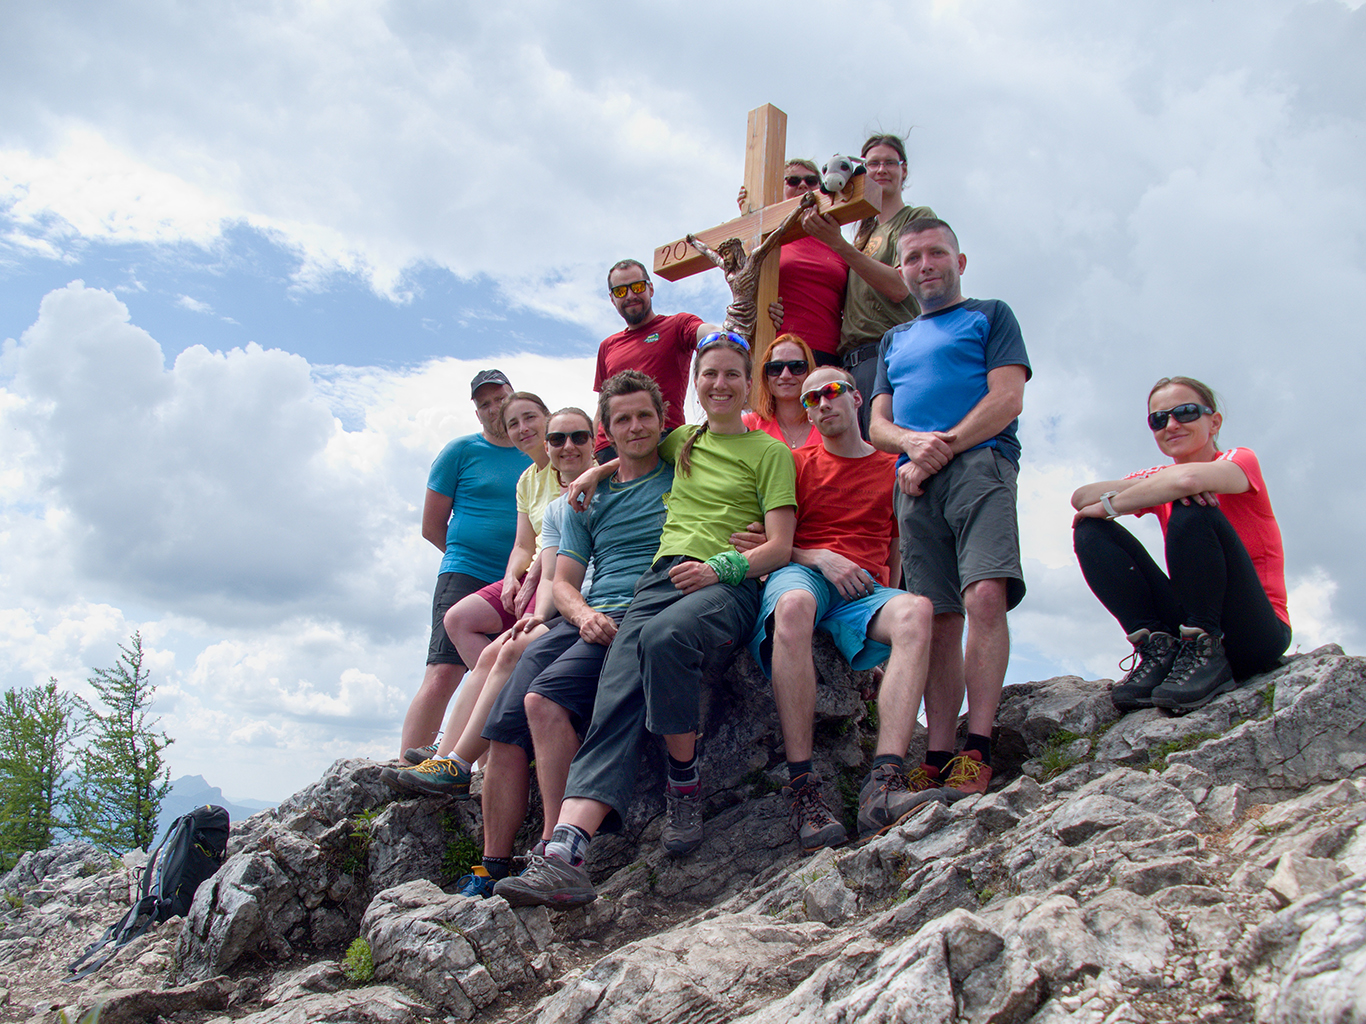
xmin=426 ymin=572 xmax=490 ymax=667
xmin=895 ymin=447 xmax=1026 ymax=616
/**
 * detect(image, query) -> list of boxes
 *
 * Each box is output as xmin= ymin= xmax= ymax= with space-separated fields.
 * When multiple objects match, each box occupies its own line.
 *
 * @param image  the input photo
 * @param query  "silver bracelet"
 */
xmin=1100 ymin=491 xmax=1120 ymax=519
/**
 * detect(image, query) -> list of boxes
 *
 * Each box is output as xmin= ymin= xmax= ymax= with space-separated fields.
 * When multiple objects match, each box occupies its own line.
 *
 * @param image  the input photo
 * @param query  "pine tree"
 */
xmin=70 ymin=633 xmax=173 ymax=852
xmin=0 ymin=680 xmax=86 ymax=869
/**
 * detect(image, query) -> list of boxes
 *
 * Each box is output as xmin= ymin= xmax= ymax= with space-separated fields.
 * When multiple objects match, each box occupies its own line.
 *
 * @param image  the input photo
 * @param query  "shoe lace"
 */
xmin=791 ymin=784 xmax=837 ymax=828
xmin=903 ymin=766 xmax=935 ymax=792
xmin=667 ymin=790 xmax=702 ymax=828
xmin=945 ymin=755 xmax=985 ymax=788
xmin=1166 ymin=635 xmax=1211 ymax=687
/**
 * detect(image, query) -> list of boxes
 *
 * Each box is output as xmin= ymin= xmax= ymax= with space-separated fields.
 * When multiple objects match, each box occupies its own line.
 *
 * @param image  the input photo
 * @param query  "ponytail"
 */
xmin=675 ymin=423 xmax=709 ymax=478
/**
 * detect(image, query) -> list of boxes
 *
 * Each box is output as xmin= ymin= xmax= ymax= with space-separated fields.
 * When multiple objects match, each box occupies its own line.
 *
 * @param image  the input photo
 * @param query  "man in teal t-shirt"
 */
xmin=397 ymin=369 xmax=528 ymax=760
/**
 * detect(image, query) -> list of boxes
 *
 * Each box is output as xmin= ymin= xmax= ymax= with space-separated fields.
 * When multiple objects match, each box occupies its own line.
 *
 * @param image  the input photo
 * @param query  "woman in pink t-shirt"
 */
xmin=743 ymin=333 xmax=822 ymax=451
xmin=1070 ymin=376 xmax=1292 ymax=714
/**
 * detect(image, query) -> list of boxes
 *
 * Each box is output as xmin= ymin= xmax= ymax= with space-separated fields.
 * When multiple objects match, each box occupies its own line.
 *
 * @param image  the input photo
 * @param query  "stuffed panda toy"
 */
xmin=820 ymin=155 xmax=866 ymax=195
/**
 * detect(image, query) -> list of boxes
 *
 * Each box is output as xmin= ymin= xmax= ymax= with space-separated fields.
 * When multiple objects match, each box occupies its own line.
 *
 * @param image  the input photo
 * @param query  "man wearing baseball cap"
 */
xmin=396 ymin=368 xmax=530 ymax=761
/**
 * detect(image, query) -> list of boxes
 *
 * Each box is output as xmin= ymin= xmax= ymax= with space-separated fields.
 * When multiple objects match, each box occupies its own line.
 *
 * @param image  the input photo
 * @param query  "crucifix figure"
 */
xmin=654 ymin=104 xmax=879 ymax=351
xmin=685 ymin=192 xmax=817 ymax=340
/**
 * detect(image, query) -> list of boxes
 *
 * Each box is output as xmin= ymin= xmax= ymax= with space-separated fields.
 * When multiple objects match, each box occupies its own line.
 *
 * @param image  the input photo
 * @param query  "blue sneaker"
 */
xmin=380 ymin=757 xmax=472 ymax=797
xmin=454 ymin=866 xmax=497 ymax=899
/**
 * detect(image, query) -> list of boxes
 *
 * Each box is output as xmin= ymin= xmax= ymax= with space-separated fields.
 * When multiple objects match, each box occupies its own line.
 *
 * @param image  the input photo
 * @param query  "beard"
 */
xmin=621 ymin=302 xmax=651 ymax=327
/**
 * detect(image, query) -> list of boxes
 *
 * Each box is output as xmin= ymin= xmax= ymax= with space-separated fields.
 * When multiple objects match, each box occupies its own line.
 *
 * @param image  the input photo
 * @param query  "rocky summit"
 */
xmin=3 ymin=638 xmax=1364 ymax=1024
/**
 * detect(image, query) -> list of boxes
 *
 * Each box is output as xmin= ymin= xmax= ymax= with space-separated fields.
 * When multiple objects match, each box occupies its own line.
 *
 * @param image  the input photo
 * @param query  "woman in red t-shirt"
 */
xmin=736 ymin=159 xmax=848 ymax=364
xmin=743 ymin=333 xmax=822 ymax=451
xmin=1070 ymin=376 xmax=1292 ymax=713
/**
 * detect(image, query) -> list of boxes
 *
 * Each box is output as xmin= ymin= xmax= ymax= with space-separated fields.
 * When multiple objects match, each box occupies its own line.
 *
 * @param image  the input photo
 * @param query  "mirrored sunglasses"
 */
xmin=609 ymin=280 xmax=650 ymax=298
xmin=800 ymin=380 xmax=853 ymax=409
xmin=698 ymin=330 xmax=751 ymax=351
xmin=546 ymin=430 xmax=592 ymax=448
xmin=764 ymin=359 xmax=809 ymax=377
xmin=1147 ymin=403 xmax=1213 ymax=431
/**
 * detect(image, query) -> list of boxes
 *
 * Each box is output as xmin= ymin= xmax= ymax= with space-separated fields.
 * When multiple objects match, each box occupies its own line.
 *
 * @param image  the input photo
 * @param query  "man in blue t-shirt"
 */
xmin=397 ymin=368 xmax=529 ymax=760
xmin=870 ymin=218 xmax=1031 ymax=804
xmin=449 ymin=371 xmax=672 ymax=898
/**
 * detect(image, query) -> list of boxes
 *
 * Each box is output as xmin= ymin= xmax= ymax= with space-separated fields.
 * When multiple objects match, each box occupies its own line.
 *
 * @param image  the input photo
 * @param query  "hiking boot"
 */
xmin=493 ymin=854 xmax=596 ymax=908
xmin=783 ymin=777 xmax=848 ymax=853
xmin=661 ymin=787 xmax=704 ymax=857
xmin=1150 ymin=629 xmax=1236 ymax=712
xmin=403 ymin=743 xmax=439 ymax=765
xmin=941 ymin=750 xmax=993 ymax=801
xmin=454 ymin=865 xmax=498 ymax=899
xmin=380 ymin=757 xmax=471 ymax=798
xmin=1111 ymin=630 xmax=1180 ymax=712
xmin=857 ymin=763 xmax=945 ymax=838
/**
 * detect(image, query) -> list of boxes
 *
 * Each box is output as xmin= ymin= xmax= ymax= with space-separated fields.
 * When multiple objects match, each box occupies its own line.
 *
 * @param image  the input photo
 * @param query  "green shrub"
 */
xmin=342 ymin=937 xmax=375 ymax=984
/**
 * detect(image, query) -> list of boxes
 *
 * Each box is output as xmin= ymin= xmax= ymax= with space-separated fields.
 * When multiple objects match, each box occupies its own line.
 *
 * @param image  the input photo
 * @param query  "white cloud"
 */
xmin=175 ymin=295 xmax=212 ymax=314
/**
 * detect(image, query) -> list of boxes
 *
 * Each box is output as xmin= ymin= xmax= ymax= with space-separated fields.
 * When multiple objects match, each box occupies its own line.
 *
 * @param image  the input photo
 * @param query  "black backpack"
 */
xmin=65 ymin=804 xmax=230 ymax=981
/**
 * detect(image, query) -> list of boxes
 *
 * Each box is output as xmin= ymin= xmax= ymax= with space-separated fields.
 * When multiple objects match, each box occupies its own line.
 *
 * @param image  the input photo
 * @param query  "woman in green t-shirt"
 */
xmin=493 ymin=334 xmax=798 ymax=909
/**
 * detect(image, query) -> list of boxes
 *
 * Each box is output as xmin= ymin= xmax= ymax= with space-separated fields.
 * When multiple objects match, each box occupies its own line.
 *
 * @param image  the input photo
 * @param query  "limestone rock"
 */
xmin=1238 ymin=874 xmax=1366 ymax=1024
xmin=362 ymin=878 xmax=551 ymax=1017
xmin=527 ymin=914 xmax=839 ymax=1023
xmin=1266 ymin=852 xmax=1346 ymax=907
xmin=1167 ymin=647 xmax=1366 ymax=798
xmin=204 ymin=985 xmax=426 ymax=1024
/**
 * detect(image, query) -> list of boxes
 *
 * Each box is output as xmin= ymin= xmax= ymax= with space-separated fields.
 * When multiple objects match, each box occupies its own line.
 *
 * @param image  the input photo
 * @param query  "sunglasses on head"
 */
xmin=800 ymin=380 xmax=853 ymax=409
xmin=785 ymin=174 xmax=820 ymax=188
xmin=1147 ymin=403 xmax=1213 ymax=431
xmin=698 ymin=330 xmax=751 ymax=352
xmin=764 ymin=359 xmax=809 ymax=377
xmin=609 ymin=280 xmax=650 ymax=299
xmin=546 ymin=430 xmax=592 ymax=448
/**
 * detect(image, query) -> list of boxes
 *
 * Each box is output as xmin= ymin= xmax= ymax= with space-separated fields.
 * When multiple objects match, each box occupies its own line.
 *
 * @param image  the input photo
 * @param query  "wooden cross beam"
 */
xmin=653 ymin=104 xmax=880 ymax=352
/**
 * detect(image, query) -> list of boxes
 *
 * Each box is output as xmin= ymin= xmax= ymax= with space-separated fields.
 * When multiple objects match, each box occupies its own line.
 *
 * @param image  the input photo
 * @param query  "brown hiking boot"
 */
xmin=857 ymin=763 xmax=946 ymax=838
xmin=941 ymin=750 xmax=992 ymax=802
xmin=783 ymin=777 xmax=848 ymax=853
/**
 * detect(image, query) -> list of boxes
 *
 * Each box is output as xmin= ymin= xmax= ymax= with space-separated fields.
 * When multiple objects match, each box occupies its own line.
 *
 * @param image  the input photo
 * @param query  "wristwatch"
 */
xmin=1099 ymin=491 xmax=1121 ymax=519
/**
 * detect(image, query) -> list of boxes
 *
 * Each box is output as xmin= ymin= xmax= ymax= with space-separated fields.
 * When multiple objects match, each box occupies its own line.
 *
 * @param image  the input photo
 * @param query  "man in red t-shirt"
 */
xmin=740 ymin=367 xmax=938 ymax=852
xmin=594 ymin=259 xmax=719 ymax=457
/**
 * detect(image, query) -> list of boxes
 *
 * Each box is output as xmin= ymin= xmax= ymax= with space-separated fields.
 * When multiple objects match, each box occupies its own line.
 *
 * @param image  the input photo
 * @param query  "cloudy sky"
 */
xmin=2 ymin=1 xmax=1362 ymax=802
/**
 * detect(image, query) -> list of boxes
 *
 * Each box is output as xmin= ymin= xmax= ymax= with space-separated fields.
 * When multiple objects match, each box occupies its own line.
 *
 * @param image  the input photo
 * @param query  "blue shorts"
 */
xmin=748 ymin=563 xmax=898 ymax=676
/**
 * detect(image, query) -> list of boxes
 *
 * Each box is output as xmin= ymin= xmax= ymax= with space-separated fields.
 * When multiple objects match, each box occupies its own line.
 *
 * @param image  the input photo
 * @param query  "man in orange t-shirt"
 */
xmin=740 ymin=367 xmax=938 ymax=853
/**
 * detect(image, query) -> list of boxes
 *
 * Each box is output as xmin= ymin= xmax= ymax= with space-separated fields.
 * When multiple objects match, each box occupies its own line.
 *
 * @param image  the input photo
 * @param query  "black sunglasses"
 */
xmin=546 ymin=430 xmax=592 ymax=448
xmin=785 ymin=175 xmax=820 ymax=188
xmin=609 ymin=280 xmax=650 ymax=298
xmin=764 ymin=359 xmax=809 ymax=377
xmin=1147 ymin=403 xmax=1213 ymax=431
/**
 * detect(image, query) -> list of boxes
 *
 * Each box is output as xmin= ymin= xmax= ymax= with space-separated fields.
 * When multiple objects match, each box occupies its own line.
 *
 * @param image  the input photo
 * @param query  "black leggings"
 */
xmin=1073 ymin=501 xmax=1291 ymax=679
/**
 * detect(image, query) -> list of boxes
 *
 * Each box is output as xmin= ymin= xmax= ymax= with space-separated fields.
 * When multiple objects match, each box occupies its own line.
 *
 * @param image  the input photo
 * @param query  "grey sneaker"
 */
xmin=857 ymin=763 xmax=944 ymax=838
xmin=380 ymin=757 xmax=471 ymax=797
xmin=783 ymin=777 xmax=847 ymax=853
xmin=493 ymin=854 xmax=596 ymax=909
xmin=1150 ymin=629 xmax=1236 ymax=712
xmin=403 ymin=743 xmax=439 ymax=765
xmin=1111 ymin=630 xmax=1179 ymax=711
xmin=661 ymin=787 xmax=704 ymax=857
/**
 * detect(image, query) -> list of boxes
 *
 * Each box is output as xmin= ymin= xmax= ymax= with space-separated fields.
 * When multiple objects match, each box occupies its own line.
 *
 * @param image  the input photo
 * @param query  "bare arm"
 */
xmin=800 ymin=209 xmax=910 ymax=302
xmin=944 ymin=365 xmax=1027 ymax=455
xmin=1074 ymin=460 xmax=1249 ymax=523
xmin=500 ymin=511 xmax=538 ymax=610
xmin=792 ymin=544 xmax=878 ymax=601
xmin=1071 ymin=478 xmax=1139 ymax=511
xmin=552 ymin=554 xmax=618 ymax=645
xmin=422 ymin=489 xmax=453 ymax=552
xmin=869 ymin=393 xmax=956 ymax=496
xmin=671 ymin=506 xmax=797 ymax=594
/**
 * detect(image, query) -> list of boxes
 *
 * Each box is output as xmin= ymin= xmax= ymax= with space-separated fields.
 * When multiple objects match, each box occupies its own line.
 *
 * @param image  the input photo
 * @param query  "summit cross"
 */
xmin=652 ymin=103 xmax=880 ymax=351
